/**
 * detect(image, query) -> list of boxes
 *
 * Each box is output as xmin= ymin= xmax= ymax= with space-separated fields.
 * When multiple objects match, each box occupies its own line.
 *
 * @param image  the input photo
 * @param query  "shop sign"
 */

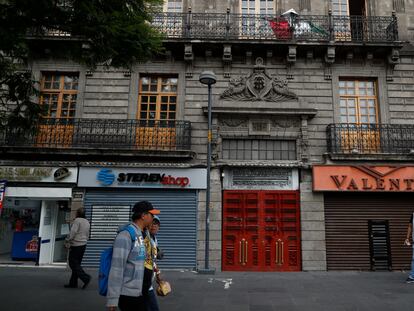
xmin=78 ymin=167 xmax=207 ymax=189
xmin=0 ymin=166 xmax=77 ymax=183
xmin=223 ymin=168 xmax=299 ymax=190
xmin=90 ymin=205 xmax=131 ymax=239
xmin=313 ymin=165 xmax=414 ymax=192
xmin=0 ymin=180 xmax=6 ymax=214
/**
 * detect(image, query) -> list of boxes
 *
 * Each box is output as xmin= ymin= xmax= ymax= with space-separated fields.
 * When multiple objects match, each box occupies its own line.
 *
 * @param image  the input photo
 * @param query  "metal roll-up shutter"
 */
xmin=83 ymin=189 xmax=198 ymax=269
xmin=325 ymin=192 xmax=414 ymax=271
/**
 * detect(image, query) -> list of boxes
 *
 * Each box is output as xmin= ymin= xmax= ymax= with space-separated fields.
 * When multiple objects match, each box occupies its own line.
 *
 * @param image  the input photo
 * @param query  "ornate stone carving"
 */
xmin=220 ymin=118 xmax=248 ymax=128
xmin=273 ymin=118 xmax=300 ymax=128
xmin=184 ymin=44 xmax=193 ymax=78
xmin=220 ymin=58 xmax=297 ymax=102
xmin=387 ymin=47 xmax=399 ymax=81
xmin=223 ymin=44 xmax=232 ymax=78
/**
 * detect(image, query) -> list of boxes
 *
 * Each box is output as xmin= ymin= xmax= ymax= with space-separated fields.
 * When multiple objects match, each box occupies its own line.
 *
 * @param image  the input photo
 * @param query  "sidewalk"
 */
xmin=0 ymin=267 xmax=413 ymax=311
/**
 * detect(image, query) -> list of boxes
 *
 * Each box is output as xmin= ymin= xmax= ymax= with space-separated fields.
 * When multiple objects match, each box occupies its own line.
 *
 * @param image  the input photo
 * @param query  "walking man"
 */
xmin=406 ymin=212 xmax=414 ymax=283
xmin=64 ymin=208 xmax=91 ymax=289
xmin=147 ymin=215 xmax=162 ymax=311
xmin=107 ymin=201 xmax=160 ymax=311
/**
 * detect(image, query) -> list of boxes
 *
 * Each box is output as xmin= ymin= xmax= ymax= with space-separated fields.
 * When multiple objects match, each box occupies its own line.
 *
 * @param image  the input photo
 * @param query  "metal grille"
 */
xmin=1 ymin=118 xmax=191 ymax=151
xmin=151 ymin=12 xmax=398 ymax=43
xmin=327 ymin=123 xmax=414 ymax=154
xmin=222 ymin=139 xmax=296 ymax=160
xmin=368 ymin=220 xmax=392 ymax=271
xmin=83 ymin=189 xmax=198 ymax=269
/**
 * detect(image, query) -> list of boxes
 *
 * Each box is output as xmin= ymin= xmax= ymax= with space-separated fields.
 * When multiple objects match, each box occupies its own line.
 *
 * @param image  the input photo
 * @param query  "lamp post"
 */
xmin=198 ymin=71 xmax=217 ymax=274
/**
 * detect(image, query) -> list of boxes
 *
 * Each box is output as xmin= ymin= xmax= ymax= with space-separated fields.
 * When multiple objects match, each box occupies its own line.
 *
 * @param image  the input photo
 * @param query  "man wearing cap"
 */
xmin=107 ymin=201 xmax=160 ymax=311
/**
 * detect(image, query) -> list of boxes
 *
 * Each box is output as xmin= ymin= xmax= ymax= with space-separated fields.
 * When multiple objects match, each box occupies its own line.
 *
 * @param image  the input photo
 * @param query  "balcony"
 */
xmin=0 ymin=118 xmax=192 ymax=159
xmin=28 ymin=12 xmax=398 ymax=44
xmin=152 ymin=12 xmax=398 ymax=43
xmin=327 ymin=124 xmax=414 ymax=158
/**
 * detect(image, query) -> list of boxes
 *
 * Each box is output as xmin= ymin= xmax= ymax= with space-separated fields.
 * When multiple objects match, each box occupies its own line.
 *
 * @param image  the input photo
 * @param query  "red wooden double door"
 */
xmin=222 ymin=190 xmax=301 ymax=271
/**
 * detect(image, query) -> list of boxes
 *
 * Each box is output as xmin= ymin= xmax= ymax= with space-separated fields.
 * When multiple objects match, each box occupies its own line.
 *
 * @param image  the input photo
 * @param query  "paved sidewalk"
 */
xmin=0 ymin=267 xmax=413 ymax=311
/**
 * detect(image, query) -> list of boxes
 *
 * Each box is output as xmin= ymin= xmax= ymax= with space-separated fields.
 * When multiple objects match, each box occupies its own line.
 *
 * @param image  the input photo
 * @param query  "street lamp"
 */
xmin=198 ymin=71 xmax=217 ymax=274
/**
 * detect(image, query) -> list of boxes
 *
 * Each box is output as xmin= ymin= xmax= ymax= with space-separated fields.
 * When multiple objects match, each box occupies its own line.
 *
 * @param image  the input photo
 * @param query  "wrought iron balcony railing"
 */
xmin=327 ymin=123 xmax=414 ymax=154
xmin=28 ymin=11 xmax=398 ymax=43
xmin=151 ymin=12 xmax=398 ymax=43
xmin=0 ymin=118 xmax=191 ymax=152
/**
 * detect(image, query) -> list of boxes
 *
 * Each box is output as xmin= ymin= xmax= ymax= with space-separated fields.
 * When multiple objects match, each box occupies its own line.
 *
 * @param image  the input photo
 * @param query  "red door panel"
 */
xmin=223 ymin=190 xmax=301 ymax=271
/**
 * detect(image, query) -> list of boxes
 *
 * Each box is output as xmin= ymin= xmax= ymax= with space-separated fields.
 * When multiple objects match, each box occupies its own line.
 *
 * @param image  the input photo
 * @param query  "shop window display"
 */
xmin=0 ymin=199 xmax=41 ymax=262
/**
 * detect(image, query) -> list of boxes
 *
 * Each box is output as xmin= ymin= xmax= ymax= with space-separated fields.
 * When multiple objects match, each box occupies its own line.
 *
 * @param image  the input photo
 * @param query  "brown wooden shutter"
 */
xmin=324 ymin=192 xmax=413 ymax=271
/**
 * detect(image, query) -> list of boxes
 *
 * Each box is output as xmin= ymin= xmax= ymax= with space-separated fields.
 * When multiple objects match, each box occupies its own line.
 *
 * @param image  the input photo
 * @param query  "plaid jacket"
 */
xmin=107 ymin=223 xmax=146 ymax=307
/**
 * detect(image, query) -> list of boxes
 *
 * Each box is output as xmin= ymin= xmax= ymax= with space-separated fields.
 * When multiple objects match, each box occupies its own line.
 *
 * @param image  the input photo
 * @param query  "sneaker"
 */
xmin=406 ymin=277 xmax=414 ymax=284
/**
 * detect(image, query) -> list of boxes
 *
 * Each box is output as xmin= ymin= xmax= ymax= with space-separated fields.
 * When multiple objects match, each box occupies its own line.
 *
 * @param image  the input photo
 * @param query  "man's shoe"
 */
xmin=82 ymin=276 xmax=91 ymax=289
xmin=64 ymin=284 xmax=77 ymax=288
xmin=406 ymin=277 xmax=414 ymax=284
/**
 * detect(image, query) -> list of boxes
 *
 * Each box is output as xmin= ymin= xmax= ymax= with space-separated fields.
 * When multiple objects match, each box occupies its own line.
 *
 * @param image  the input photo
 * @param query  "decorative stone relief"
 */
xmin=220 ymin=57 xmax=298 ymax=102
xmin=387 ymin=47 xmax=399 ymax=81
xmin=184 ymin=44 xmax=193 ymax=78
xmin=273 ymin=118 xmax=300 ymax=128
xmin=324 ymin=46 xmax=335 ymax=80
xmin=223 ymin=44 xmax=232 ymax=78
xmin=220 ymin=118 xmax=248 ymax=128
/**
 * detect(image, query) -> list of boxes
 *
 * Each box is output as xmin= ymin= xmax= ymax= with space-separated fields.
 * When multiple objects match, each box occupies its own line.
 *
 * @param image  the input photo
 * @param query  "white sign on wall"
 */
xmin=0 ymin=166 xmax=77 ymax=183
xmin=90 ymin=205 xmax=131 ymax=239
xmin=223 ymin=168 xmax=299 ymax=190
xmin=78 ymin=167 xmax=207 ymax=189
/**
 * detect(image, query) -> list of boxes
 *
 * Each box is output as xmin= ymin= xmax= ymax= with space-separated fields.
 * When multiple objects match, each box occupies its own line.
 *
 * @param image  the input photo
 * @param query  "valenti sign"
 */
xmin=313 ymin=165 xmax=414 ymax=192
xmin=78 ymin=167 xmax=207 ymax=189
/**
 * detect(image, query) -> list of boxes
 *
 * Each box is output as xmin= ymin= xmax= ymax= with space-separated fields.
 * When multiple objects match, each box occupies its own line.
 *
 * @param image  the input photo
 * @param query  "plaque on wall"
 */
xmin=223 ymin=168 xmax=299 ymax=190
xmin=90 ymin=205 xmax=131 ymax=239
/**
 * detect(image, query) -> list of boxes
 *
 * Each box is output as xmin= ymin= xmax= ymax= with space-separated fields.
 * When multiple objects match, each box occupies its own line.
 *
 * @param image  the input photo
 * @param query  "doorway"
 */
xmin=38 ymin=201 xmax=70 ymax=265
xmin=222 ymin=190 xmax=301 ymax=271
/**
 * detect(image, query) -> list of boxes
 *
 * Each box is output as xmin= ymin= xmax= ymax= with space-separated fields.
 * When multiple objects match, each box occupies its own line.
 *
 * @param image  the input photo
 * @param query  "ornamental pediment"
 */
xmin=220 ymin=58 xmax=297 ymax=102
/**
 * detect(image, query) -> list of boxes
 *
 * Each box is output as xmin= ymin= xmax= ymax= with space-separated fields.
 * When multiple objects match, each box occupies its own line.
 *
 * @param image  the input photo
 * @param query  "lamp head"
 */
xmin=199 ymin=71 xmax=217 ymax=86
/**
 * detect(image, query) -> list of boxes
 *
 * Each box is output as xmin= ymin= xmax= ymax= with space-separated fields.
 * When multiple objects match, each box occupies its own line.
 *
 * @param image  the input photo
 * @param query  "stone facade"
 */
xmin=3 ymin=0 xmax=414 ymax=272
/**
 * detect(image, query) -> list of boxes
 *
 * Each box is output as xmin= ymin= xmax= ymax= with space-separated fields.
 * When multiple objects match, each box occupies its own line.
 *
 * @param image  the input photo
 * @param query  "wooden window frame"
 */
xmin=339 ymin=79 xmax=379 ymax=124
xmin=137 ymin=76 xmax=178 ymax=122
xmin=240 ymin=0 xmax=275 ymax=15
xmin=163 ymin=0 xmax=183 ymax=13
xmin=39 ymin=73 xmax=78 ymax=119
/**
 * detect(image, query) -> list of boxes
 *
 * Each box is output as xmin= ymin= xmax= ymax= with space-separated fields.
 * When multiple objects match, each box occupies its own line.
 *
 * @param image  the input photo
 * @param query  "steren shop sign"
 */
xmin=313 ymin=166 xmax=414 ymax=192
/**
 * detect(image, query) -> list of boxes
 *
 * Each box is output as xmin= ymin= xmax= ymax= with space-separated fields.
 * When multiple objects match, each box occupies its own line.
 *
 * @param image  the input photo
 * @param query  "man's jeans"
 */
xmin=410 ymin=247 xmax=414 ymax=279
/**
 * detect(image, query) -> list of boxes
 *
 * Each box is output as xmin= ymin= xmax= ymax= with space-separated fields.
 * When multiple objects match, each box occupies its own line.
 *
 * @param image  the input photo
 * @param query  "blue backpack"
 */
xmin=98 ymin=225 xmax=137 ymax=296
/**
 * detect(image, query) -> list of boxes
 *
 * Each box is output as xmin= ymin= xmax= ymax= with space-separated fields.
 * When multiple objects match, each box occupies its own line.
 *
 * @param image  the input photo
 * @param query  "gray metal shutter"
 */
xmin=325 ymin=192 xmax=413 ymax=271
xmin=83 ymin=189 xmax=198 ymax=269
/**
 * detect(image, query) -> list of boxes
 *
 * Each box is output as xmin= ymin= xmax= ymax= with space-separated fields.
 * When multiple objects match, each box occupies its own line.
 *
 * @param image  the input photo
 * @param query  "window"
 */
xmin=241 ymin=0 xmax=275 ymax=15
xmin=138 ymin=76 xmax=178 ymax=122
xmin=163 ymin=0 xmax=182 ymax=12
xmin=40 ymin=73 xmax=78 ymax=118
xmin=240 ymin=0 xmax=275 ymax=38
xmin=339 ymin=79 xmax=378 ymax=124
xmin=222 ymin=139 xmax=296 ymax=160
xmin=331 ymin=0 xmax=349 ymax=16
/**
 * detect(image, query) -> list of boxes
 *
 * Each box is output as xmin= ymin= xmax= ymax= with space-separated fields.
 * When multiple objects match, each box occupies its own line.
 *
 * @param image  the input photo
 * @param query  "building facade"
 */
xmin=1 ymin=0 xmax=414 ymax=271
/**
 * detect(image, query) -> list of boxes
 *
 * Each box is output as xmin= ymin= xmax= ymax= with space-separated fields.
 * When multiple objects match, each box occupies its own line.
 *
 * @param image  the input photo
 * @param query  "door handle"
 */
xmin=240 ymin=239 xmax=246 ymax=265
xmin=244 ymin=241 xmax=248 ymax=264
xmin=276 ymin=239 xmax=283 ymax=265
xmin=239 ymin=240 xmax=243 ymax=264
xmin=275 ymin=241 xmax=279 ymax=264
